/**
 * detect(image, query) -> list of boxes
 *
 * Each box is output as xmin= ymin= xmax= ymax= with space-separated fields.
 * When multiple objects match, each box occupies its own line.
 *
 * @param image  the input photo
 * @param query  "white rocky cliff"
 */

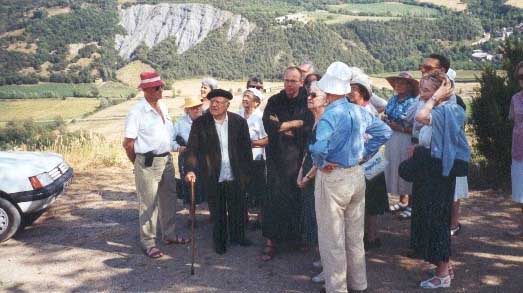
xmin=115 ymin=3 xmax=255 ymax=59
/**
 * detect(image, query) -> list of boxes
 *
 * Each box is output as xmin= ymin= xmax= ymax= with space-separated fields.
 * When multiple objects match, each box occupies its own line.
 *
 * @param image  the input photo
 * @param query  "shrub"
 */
xmin=470 ymin=38 xmax=523 ymax=188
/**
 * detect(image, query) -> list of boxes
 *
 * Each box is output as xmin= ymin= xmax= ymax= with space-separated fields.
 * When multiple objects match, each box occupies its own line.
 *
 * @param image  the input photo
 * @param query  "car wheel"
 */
xmin=0 ymin=197 xmax=21 ymax=243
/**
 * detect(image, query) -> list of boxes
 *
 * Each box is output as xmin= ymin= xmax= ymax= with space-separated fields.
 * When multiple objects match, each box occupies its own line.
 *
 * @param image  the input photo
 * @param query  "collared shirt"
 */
xmin=172 ymin=114 xmax=193 ymax=151
xmin=384 ymin=94 xmax=416 ymax=128
xmin=124 ymin=98 xmax=173 ymax=154
xmin=238 ymin=108 xmax=268 ymax=160
xmin=310 ymin=98 xmax=392 ymax=169
xmin=215 ymin=114 xmax=234 ymax=182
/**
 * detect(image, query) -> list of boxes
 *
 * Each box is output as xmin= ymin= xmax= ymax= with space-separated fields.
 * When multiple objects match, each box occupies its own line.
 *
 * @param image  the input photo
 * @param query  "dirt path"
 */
xmin=1 ymin=166 xmax=522 ymax=292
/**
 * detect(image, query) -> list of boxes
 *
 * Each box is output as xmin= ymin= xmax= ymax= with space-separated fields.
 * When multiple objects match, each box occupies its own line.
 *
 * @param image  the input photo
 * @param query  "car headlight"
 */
xmin=28 ymin=173 xmax=53 ymax=190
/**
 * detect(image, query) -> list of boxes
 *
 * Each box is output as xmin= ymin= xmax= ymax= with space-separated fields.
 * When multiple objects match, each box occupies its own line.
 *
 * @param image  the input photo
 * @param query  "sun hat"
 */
xmin=243 ymin=88 xmax=264 ymax=102
xmin=184 ymin=97 xmax=203 ymax=108
xmin=350 ymin=71 xmax=372 ymax=97
xmin=385 ymin=72 xmax=419 ymax=97
xmin=138 ymin=71 xmax=165 ymax=89
xmin=317 ymin=61 xmax=352 ymax=95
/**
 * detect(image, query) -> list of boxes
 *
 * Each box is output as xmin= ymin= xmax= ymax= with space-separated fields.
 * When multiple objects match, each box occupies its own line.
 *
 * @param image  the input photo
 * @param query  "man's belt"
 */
xmin=139 ymin=151 xmax=170 ymax=167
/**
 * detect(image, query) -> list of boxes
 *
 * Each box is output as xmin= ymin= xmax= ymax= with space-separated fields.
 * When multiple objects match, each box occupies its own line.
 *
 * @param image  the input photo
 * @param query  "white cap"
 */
xmin=447 ymin=68 xmax=457 ymax=82
xmin=243 ymin=87 xmax=264 ymax=101
xmin=317 ymin=62 xmax=352 ymax=95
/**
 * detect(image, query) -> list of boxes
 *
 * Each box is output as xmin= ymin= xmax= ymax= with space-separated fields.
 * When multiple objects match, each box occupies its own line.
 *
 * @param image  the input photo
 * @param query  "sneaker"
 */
xmin=312 ymin=271 xmax=325 ymax=283
xmin=312 ymin=260 xmax=322 ymax=269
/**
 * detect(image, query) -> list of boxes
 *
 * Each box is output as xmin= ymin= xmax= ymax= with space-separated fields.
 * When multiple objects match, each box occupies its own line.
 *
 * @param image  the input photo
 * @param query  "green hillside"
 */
xmin=0 ymin=0 xmax=521 ymax=85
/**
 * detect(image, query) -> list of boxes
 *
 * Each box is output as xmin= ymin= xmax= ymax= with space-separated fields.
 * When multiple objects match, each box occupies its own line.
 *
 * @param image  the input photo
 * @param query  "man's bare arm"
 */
xmin=123 ymin=138 xmax=136 ymax=163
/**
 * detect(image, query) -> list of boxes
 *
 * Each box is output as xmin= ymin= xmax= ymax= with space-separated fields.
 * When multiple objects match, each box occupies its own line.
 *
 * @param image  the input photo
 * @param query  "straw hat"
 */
xmin=317 ymin=61 xmax=352 ymax=95
xmin=137 ymin=71 xmax=165 ymax=89
xmin=184 ymin=97 xmax=203 ymax=108
xmin=386 ymin=72 xmax=419 ymax=97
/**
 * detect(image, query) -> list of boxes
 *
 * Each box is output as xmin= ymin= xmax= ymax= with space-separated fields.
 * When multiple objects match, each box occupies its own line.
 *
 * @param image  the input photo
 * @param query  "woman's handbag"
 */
xmin=362 ymin=151 xmax=388 ymax=180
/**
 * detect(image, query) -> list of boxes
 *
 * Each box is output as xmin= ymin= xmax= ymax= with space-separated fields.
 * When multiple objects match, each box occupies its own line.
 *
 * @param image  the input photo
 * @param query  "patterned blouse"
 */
xmin=510 ymin=90 xmax=523 ymax=161
xmin=384 ymin=95 xmax=416 ymax=128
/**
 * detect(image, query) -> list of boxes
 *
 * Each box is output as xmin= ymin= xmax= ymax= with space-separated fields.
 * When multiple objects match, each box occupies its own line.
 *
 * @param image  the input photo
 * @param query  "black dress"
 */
xmin=400 ymin=147 xmax=467 ymax=264
xmin=300 ymin=128 xmax=318 ymax=246
xmin=365 ymin=172 xmax=388 ymax=216
xmin=262 ymin=89 xmax=314 ymax=242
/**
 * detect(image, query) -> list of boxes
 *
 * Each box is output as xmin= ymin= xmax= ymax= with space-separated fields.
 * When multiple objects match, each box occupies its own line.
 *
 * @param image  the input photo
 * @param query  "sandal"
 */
xmin=163 ymin=235 xmax=191 ymax=245
xmin=399 ymin=207 xmax=412 ymax=219
xmin=428 ymin=266 xmax=455 ymax=280
xmin=144 ymin=247 xmax=164 ymax=259
xmin=450 ymin=224 xmax=462 ymax=236
xmin=420 ymin=274 xmax=451 ymax=289
xmin=258 ymin=244 xmax=276 ymax=261
xmin=390 ymin=202 xmax=408 ymax=212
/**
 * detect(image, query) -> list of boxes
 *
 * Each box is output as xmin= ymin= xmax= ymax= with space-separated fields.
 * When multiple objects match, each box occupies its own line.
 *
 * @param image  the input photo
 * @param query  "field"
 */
xmin=308 ymin=10 xmax=398 ymax=24
xmin=0 ymin=98 xmax=100 ymax=123
xmin=0 ymin=82 xmax=137 ymax=99
xmin=327 ymin=2 xmax=441 ymax=17
xmin=506 ymin=0 xmax=523 ymax=8
xmin=416 ymin=0 xmax=467 ymax=11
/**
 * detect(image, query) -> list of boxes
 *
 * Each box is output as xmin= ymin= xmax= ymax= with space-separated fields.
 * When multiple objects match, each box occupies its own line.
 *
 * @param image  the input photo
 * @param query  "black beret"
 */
xmin=207 ymin=89 xmax=233 ymax=100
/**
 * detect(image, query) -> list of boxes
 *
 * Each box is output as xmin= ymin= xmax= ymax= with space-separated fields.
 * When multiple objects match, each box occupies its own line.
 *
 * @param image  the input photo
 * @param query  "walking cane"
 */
xmin=190 ymin=180 xmax=196 ymax=275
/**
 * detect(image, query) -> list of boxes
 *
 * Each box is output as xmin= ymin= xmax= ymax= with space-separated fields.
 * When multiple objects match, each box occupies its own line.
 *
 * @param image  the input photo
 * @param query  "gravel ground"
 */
xmin=1 ymin=165 xmax=522 ymax=292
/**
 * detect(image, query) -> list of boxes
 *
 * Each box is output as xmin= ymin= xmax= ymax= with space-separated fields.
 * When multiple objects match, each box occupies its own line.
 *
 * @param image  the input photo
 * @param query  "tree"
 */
xmin=470 ymin=37 xmax=523 ymax=188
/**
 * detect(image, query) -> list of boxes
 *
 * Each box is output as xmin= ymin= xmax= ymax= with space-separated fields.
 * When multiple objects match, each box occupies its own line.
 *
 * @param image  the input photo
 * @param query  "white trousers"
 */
xmin=315 ymin=166 xmax=367 ymax=292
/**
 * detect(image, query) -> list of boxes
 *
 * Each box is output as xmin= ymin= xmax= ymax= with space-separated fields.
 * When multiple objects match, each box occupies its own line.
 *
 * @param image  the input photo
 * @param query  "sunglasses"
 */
xmin=419 ymin=64 xmax=440 ymax=71
xmin=154 ymin=86 xmax=164 ymax=91
xmin=248 ymin=85 xmax=263 ymax=90
xmin=518 ymin=74 xmax=523 ymax=81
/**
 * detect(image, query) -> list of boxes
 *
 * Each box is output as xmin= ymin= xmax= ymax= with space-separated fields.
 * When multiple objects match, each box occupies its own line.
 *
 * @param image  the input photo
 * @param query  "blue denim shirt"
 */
xmin=310 ymin=98 xmax=392 ymax=169
xmin=430 ymin=95 xmax=471 ymax=176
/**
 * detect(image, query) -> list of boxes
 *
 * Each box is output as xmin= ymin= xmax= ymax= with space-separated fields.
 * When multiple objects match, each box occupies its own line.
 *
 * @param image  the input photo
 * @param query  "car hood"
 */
xmin=0 ymin=151 xmax=65 ymax=193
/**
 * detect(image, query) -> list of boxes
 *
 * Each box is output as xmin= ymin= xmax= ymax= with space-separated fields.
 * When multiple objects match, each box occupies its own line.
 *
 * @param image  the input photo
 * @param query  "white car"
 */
xmin=0 ymin=151 xmax=73 ymax=242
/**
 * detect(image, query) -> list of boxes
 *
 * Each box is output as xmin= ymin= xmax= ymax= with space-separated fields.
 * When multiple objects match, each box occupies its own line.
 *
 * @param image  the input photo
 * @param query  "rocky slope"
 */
xmin=115 ymin=3 xmax=255 ymax=59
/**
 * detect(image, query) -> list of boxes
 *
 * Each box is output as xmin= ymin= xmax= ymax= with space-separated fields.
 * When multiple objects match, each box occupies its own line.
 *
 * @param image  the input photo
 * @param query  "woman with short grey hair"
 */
xmin=201 ymin=77 xmax=219 ymax=111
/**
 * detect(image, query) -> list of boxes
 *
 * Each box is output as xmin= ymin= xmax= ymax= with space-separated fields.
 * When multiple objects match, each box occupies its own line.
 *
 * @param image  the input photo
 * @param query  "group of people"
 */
xmin=122 ymin=54 xmax=523 ymax=291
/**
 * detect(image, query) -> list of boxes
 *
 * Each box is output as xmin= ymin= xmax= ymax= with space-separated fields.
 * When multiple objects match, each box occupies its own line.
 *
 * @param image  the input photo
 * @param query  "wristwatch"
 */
xmin=431 ymin=95 xmax=437 ymax=102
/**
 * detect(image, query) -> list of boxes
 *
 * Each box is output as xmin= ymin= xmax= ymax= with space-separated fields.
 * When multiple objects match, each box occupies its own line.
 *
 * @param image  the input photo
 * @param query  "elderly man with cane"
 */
xmin=185 ymin=89 xmax=253 ymax=255
xmin=310 ymin=62 xmax=391 ymax=292
xmin=123 ymin=71 xmax=190 ymax=259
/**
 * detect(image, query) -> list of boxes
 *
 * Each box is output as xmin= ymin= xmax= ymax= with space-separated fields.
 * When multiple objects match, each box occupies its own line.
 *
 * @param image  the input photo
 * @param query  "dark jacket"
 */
xmin=185 ymin=111 xmax=253 ymax=197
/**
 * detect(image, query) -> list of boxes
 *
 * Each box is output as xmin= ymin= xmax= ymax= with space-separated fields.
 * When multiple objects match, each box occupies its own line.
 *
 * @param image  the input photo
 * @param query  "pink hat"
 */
xmin=138 ymin=71 xmax=165 ymax=89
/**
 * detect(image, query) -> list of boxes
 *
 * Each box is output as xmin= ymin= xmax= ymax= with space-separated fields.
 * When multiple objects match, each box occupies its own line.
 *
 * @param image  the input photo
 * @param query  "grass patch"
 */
xmin=0 ymin=83 xmax=95 ymax=99
xmin=327 ymin=2 xmax=441 ymax=17
xmin=0 ymin=82 xmax=137 ymax=99
xmin=308 ymin=10 xmax=398 ymax=24
xmin=0 ymin=98 xmax=99 ymax=122
xmin=98 ymin=81 xmax=137 ymax=99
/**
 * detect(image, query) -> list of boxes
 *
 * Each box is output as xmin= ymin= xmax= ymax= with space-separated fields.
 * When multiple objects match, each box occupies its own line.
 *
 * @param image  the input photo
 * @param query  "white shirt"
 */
xmin=124 ymin=99 xmax=173 ymax=154
xmin=238 ymin=108 xmax=268 ymax=160
xmin=215 ymin=114 xmax=234 ymax=182
xmin=172 ymin=114 xmax=193 ymax=151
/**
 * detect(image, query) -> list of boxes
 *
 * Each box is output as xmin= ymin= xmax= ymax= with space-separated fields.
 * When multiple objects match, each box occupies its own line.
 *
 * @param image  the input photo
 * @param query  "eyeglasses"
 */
xmin=210 ymin=99 xmax=229 ymax=106
xmin=419 ymin=64 xmax=440 ymax=72
xmin=308 ymin=92 xmax=317 ymax=98
xmin=284 ymin=79 xmax=300 ymax=84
